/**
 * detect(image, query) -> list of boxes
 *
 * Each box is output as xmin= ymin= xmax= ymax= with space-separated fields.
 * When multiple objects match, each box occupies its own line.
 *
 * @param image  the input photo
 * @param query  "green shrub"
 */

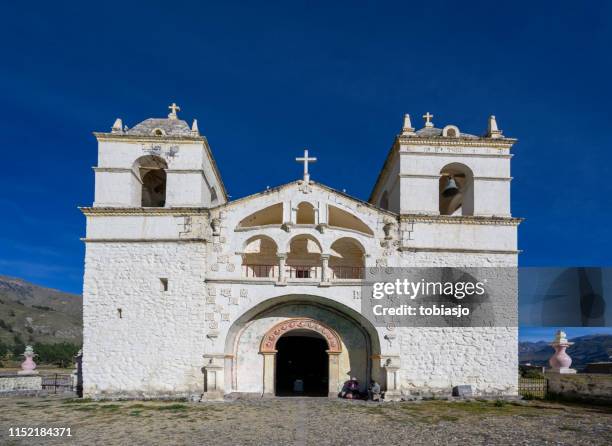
xmin=33 ymin=342 xmax=81 ymax=368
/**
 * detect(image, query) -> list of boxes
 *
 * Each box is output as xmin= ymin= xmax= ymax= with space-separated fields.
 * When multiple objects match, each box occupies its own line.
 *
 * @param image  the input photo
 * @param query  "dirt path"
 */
xmin=0 ymin=396 xmax=610 ymax=445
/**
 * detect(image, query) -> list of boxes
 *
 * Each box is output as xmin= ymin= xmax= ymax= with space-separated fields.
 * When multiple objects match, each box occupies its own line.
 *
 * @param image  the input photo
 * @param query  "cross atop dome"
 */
xmin=422 ymin=112 xmax=434 ymax=128
xmin=168 ymin=102 xmax=181 ymax=120
xmin=295 ymin=149 xmax=317 ymax=183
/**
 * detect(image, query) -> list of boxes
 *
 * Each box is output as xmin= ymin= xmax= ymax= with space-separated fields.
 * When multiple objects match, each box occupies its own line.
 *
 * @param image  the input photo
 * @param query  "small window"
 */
xmin=152 ymin=128 xmax=165 ymax=136
xmin=296 ymin=202 xmax=315 ymax=224
xmin=442 ymin=125 xmax=460 ymax=138
xmin=160 ymin=278 xmax=169 ymax=291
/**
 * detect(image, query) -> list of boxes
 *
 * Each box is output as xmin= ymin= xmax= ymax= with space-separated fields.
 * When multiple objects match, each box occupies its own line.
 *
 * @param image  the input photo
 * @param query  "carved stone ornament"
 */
xmin=260 ymin=318 xmax=342 ymax=353
xmin=210 ymin=218 xmax=221 ymax=236
xmin=383 ymin=222 xmax=394 ymax=240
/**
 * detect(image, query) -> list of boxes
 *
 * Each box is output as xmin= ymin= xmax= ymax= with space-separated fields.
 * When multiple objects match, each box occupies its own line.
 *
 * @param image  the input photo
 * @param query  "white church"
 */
xmin=81 ymin=104 xmax=520 ymax=400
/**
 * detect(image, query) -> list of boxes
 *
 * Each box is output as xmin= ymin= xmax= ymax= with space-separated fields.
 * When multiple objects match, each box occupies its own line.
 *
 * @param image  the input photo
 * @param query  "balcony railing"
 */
xmin=243 ymin=264 xmax=278 ymax=278
xmin=286 ymin=265 xmax=320 ymax=279
xmin=330 ymin=266 xmax=364 ymax=280
xmin=242 ymin=263 xmax=364 ymax=281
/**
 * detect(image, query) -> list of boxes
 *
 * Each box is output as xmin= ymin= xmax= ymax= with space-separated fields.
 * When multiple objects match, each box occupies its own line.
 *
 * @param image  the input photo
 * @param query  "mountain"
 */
xmin=0 ymin=275 xmax=82 ymax=346
xmin=519 ymin=334 xmax=612 ymax=370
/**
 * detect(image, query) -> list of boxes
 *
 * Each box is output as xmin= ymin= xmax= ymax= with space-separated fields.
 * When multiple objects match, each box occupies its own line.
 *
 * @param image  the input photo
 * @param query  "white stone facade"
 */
xmin=81 ymin=109 xmax=520 ymax=399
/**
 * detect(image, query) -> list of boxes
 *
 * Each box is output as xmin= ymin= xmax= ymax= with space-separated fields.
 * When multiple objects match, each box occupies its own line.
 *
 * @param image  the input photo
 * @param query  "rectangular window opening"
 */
xmin=160 ymin=278 xmax=169 ymax=292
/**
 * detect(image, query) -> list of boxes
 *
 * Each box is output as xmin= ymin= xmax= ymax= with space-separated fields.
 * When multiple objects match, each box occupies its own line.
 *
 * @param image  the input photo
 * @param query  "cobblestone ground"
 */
xmin=0 ymin=396 xmax=610 ymax=445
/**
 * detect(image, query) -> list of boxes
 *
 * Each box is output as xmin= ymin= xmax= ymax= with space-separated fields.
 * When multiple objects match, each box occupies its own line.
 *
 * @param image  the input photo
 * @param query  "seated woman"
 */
xmin=339 ymin=377 xmax=361 ymax=399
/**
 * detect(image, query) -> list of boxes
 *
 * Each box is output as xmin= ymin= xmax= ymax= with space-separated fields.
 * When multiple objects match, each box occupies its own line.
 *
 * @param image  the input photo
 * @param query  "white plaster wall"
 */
xmin=372 ymin=156 xmax=401 ymax=213
xmin=398 ymin=327 xmax=518 ymax=395
xmin=82 ymin=242 xmax=208 ymax=398
xmin=474 ymin=179 xmax=511 ymax=216
xmin=85 ymin=215 xmax=208 ymax=240
xmin=94 ymin=171 xmax=139 ymax=207
xmin=401 ymin=221 xmax=518 ymax=252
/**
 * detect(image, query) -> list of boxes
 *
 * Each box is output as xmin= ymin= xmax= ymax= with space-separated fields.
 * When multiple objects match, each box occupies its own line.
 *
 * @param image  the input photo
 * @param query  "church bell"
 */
xmin=442 ymin=176 xmax=459 ymax=197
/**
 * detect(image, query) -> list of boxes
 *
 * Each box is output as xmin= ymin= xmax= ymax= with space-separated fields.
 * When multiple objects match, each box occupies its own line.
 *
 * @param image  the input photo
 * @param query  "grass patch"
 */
xmin=63 ymin=398 xmax=94 ymax=404
xmin=99 ymin=404 xmax=121 ymax=411
xmin=129 ymin=410 xmax=142 ymax=416
xmin=72 ymin=405 xmax=99 ymax=411
xmin=127 ymin=403 xmax=147 ymax=409
xmin=439 ymin=415 xmax=459 ymax=422
xmin=155 ymin=403 xmax=189 ymax=411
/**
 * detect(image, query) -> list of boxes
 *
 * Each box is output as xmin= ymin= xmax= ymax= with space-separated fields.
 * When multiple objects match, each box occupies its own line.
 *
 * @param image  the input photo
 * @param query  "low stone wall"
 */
xmin=546 ymin=373 xmax=612 ymax=403
xmin=0 ymin=374 xmax=43 ymax=397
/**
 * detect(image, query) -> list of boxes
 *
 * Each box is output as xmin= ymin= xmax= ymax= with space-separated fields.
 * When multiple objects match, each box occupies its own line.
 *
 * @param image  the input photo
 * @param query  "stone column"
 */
xmin=380 ymin=355 xmax=402 ymax=401
xmin=262 ymin=352 xmax=276 ymax=397
xmin=202 ymin=354 xmax=225 ymax=401
xmin=327 ymin=352 xmax=341 ymax=397
xmin=320 ymin=254 xmax=330 ymax=285
xmin=277 ymin=254 xmax=287 ymax=285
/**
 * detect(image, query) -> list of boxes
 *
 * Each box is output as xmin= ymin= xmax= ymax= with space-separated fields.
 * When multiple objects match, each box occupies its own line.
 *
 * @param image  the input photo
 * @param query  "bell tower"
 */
xmin=92 ymin=104 xmax=226 ymax=208
xmin=370 ymin=113 xmax=514 ymax=217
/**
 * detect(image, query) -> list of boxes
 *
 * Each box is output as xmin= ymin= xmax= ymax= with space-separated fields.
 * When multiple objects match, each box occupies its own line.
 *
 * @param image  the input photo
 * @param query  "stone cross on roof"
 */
xmin=168 ymin=103 xmax=181 ymax=120
xmin=295 ymin=149 xmax=317 ymax=183
xmin=423 ymin=112 xmax=434 ymax=128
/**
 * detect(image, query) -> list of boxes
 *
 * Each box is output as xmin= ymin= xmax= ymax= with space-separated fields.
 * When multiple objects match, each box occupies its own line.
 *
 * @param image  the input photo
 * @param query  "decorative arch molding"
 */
xmin=284 ymin=233 xmax=323 ymax=254
xmin=260 ymin=317 xmax=342 ymax=353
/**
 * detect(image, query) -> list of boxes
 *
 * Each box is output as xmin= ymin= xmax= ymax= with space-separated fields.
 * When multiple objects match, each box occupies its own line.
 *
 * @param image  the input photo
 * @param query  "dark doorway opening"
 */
xmin=275 ymin=332 xmax=328 ymax=396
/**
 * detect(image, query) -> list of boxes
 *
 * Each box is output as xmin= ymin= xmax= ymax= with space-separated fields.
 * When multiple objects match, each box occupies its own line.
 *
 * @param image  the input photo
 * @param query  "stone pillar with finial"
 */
xmin=111 ymin=118 xmax=123 ymax=134
xmin=548 ymin=330 xmax=577 ymax=374
xmin=401 ymin=114 xmax=415 ymax=135
xmin=487 ymin=115 xmax=503 ymax=138
xmin=191 ymin=119 xmax=200 ymax=136
xmin=18 ymin=345 xmax=38 ymax=375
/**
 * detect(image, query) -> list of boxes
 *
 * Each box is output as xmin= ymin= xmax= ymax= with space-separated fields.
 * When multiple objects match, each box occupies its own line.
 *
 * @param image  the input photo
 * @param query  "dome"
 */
xmin=127 ymin=118 xmax=192 ymax=137
xmin=414 ymin=127 xmax=478 ymax=139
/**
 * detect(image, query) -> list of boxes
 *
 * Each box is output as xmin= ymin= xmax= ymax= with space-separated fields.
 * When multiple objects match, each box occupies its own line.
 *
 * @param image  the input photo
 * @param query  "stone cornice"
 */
xmin=398 ymin=135 xmax=517 ymax=148
xmin=398 ymin=246 xmax=520 ymax=254
xmin=93 ymin=132 xmax=204 ymax=143
xmin=400 ymin=214 xmax=522 ymax=226
xmin=80 ymin=207 xmax=210 ymax=217
xmin=400 ymin=151 xmax=512 ymax=159
xmin=399 ymin=174 xmax=512 ymax=181
xmin=82 ymin=238 xmax=207 ymax=243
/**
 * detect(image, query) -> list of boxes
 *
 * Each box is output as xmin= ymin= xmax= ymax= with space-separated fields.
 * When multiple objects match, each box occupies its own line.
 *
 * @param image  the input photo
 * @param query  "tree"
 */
xmin=33 ymin=343 xmax=81 ymax=368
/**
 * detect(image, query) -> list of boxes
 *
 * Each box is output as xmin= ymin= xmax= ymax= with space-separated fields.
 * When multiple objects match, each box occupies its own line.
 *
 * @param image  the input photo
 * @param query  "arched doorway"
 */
xmin=275 ymin=330 xmax=328 ymax=396
xmin=260 ymin=318 xmax=342 ymax=397
xmin=225 ymin=296 xmax=384 ymax=398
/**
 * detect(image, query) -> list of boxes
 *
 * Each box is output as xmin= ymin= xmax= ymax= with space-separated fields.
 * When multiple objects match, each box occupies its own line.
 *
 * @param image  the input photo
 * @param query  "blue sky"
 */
xmin=0 ymin=1 xmax=611 ymax=297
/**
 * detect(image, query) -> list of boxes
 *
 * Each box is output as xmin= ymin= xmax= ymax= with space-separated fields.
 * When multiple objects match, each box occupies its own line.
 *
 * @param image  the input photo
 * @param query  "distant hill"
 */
xmin=519 ymin=334 xmax=612 ymax=370
xmin=0 ymin=275 xmax=82 ymax=346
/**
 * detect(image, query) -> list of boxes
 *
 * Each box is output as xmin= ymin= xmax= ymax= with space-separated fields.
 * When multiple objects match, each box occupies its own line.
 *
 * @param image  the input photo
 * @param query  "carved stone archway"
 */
xmin=260 ymin=318 xmax=342 ymax=397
